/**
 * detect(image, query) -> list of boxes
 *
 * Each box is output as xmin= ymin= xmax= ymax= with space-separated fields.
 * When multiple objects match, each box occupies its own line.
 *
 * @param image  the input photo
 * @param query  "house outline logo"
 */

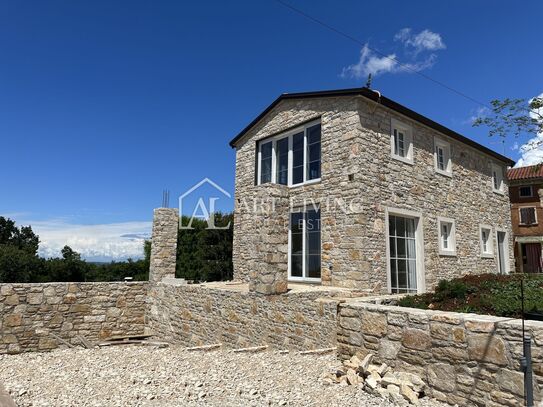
xmin=178 ymin=177 xmax=231 ymax=230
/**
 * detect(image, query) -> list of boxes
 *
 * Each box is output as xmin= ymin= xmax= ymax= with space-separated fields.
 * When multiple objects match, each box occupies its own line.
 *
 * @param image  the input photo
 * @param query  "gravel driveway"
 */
xmin=0 ymin=347 xmax=448 ymax=407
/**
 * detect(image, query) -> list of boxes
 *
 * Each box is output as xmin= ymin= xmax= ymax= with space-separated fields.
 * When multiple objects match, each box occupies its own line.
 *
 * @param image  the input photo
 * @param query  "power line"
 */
xmin=274 ymin=0 xmax=496 ymax=111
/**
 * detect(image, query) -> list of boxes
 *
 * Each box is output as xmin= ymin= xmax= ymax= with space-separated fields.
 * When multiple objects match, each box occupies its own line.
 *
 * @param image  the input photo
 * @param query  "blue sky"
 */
xmin=1 ymin=1 xmax=541 ymax=260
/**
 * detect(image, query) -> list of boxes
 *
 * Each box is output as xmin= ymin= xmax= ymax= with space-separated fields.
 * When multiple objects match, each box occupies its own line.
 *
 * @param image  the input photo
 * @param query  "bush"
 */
xmin=398 ymin=273 xmax=543 ymax=318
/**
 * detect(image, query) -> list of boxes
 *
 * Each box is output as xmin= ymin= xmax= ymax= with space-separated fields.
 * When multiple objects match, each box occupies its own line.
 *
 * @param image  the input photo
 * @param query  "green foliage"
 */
xmin=0 ymin=245 xmax=43 ymax=283
xmin=0 ymin=216 xmax=39 ymax=255
xmin=434 ymin=279 xmax=472 ymax=302
xmin=398 ymin=274 xmax=543 ymax=318
xmin=0 ymin=209 xmax=235 ymax=284
xmin=0 ymin=216 xmax=150 ymax=283
xmin=176 ymin=212 xmax=233 ymax=282
xmin=473 ymin=97 xmax=543 ymax=144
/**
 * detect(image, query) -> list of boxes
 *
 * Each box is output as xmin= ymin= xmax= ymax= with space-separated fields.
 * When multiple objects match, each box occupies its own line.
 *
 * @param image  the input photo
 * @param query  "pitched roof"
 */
xmin=229 ymin=87 xmax=515 ymax=166
xmin=507 ymin=165 xmax=543 ymax=181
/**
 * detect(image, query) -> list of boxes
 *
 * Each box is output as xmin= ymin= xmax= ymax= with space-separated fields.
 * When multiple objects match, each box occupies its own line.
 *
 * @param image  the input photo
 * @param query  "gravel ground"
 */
xmin=0 ymin=347 xmax=449 ymax=407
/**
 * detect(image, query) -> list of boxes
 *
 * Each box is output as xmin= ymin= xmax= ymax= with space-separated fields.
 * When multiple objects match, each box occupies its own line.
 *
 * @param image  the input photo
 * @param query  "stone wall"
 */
xmin=248 ymin=185 xmax=290 ymax=295
xmin=149 ymin=208 xmax=178 ymax=284
xmin=0 ymin=282 xmax=147 ymax=354
xmin=147 ymin=280 xmax=341 ymax=350
xmin=337 ymin=299 xmax=543 ymax=406
xmin=232 ymin=95 xmax=514 ymax=292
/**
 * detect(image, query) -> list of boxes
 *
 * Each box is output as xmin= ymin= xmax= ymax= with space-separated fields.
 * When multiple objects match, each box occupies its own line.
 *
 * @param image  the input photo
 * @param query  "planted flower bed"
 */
xmin=398 ymin=273 xmax=543 ymax=318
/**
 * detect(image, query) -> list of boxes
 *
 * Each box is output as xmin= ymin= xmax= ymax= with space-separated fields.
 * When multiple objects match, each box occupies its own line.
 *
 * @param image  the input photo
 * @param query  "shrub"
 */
xmin=397 ymin=273 xmax=543 ymax=318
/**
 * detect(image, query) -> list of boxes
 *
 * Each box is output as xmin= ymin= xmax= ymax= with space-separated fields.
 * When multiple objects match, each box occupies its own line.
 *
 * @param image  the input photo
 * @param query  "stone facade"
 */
xmin=337 ymin=299 xmax=543 ymax=406
xmin=146 ymin=281 xmax=341 ymax=350
xmin=0 ymin=282 xmax=147 ymax=354
xmin=232 ymin=94 xmax=514 ymax=292
xmin=149 ymin=208 xmax=178 ymax=284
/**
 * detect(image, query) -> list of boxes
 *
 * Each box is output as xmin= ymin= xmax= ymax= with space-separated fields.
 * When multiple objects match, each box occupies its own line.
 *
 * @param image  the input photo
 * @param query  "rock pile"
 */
xmin=322 ymin=353 xmax=426 ymax=406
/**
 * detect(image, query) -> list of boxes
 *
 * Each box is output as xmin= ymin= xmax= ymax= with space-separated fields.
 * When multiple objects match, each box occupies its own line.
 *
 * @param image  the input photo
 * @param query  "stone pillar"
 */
xmin=149 ymin=208 xmax=178 ymax=284
xmin=249 ymin=185 xmax=289 ymax=295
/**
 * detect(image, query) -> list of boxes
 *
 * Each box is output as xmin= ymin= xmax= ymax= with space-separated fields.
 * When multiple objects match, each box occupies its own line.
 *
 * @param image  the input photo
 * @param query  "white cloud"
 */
xmin=11 ymin=217 xmax=152 ymax=262
xmin=465 ymin=106 xmax=490 ymax=125
xmin=515 ymin=93 xmax=543 ymax=167
xmin=341 ymin=28 xmax=445 ymax=79
xmin=395 ymin=28 xmax=446 ymax=54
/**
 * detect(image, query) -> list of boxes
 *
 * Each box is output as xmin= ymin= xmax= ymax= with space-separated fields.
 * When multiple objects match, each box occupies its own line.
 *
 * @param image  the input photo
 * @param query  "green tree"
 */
xmin=0 ymin=216 xmax=39 ymax=255
xmin=175 ymin=212 xmax=233 ymax=282
xmin=0 ymin=217 xmax=42 ymax=282
xmin=473 ymin=96 xmax=543 ymax=150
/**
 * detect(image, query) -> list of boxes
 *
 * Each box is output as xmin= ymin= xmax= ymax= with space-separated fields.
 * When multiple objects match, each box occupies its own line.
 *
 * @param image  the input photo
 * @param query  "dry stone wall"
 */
xmin=147 ymin=281 xmax=340 ymax=350
xmin=337 ymin=300 xmax=543 ymax=406
xmin=0 ymin=282 xmax=147 ymax=354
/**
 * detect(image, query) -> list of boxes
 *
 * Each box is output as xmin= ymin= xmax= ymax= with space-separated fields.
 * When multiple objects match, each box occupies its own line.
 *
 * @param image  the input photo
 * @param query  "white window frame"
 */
xmin=385 ymin=207 xmax=426 ymax=294
xmin=519 ymin=185 xmax=533 ymax=198
xmin=495 ymin=228 xmax=510 ymax=275
xmin=256 ymin=120 xmax=321 ymax=188
xmin=288 ymin=205 xmax=321 ymax=283
xmin=390 ymin=118 xmax=414 ymax=165
xmin=434 ymin=138 xmax=452 ymax=177
xmin=480 ymin=224 xmax=494 ymax=258
xmin=491 ymin=163 xmax=505 ymax=195
xmin=437 ymin=216 xmax=456 ymax=256
xmin=519 ymin=206 xmax=538 ymax=226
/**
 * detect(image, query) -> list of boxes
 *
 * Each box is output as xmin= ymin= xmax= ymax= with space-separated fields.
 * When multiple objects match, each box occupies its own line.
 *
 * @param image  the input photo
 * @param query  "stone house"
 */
xmin=229 ymin=87 xmax=515 ymax=294
xmin=507 ymin=164 xmax=543 ymax=273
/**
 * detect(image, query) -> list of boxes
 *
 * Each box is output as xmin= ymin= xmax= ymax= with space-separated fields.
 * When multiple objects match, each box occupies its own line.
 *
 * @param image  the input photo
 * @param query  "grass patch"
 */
xmin=397 ymin=273 xmax=543 ymax=318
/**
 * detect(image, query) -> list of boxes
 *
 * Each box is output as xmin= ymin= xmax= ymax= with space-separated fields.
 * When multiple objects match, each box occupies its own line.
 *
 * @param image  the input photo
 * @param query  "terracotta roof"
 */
xmin=229 ymin=87 xmax=515 ymax=166
xmin=507 ymin=165 xmax=543 ymax=180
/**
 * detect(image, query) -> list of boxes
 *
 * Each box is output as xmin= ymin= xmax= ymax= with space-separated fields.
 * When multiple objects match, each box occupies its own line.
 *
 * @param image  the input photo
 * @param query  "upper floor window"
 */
xmin=519 ymin=186 xmax=533 ymax=198
xmin=520 ymin=207 xmax=537 ymax=225
xmin=437 ymin=217 xmax=456 ymax=256
xmin=434 ymin=138 xmax=452 ymax=176
xmin=257 ymin=121 xmax=321 ymax=187
xmin=390 ymin=119 xmax=413 ymax=164
xmin=491 ymin=163 xmax=504 ymax=194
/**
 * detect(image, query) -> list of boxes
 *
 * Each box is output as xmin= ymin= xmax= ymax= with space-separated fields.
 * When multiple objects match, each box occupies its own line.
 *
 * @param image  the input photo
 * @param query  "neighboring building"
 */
xmin=507 ymin=165 xmax=543 ymax=273
xmin=230 ymin=87 xmax=515 ymax=294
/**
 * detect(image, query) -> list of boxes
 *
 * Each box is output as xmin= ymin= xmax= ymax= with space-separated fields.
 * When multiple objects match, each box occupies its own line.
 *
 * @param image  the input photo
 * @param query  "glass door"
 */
xmin=289 ymin=208 xmax=321 ymax=281
xmin=389 ymin=215 xmax=417 ymax=293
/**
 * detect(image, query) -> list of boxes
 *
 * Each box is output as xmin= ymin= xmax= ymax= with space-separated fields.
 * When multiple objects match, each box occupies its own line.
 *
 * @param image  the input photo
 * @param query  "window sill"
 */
xmin=439 ymin=250 xmax=457 ymax=257
xmin=435 ymin=168 xmax=453 ymax=178
xmin=288 ymin=277 xmax=322 ymax=284
xmin=492 ymin=189 xmax=505 ymax=196
xmin=290 ymin=178 xmax=321 ymax=189
xmin=481 ymin=253 xmax=494 ymax=259
xmin=391 ymin=155 xmax=414 ymax=165
xmin=519 ymin=223 xmax=538 ymax=227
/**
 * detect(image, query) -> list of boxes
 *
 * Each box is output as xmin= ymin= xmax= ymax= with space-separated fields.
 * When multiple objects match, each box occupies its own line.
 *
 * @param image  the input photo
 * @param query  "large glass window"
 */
xmin=275 ymin=137 xmax=289 ymax=185
xmin=292 ymin=132 xmax=304 ymax=185
xmin=257 ymin=121 xmax=321 ymax=187
xmin=289 ymin=208 xmax=321 ymax=280
xmin=306 ymin=124 xmax=321 ymax=181
xmin=259 ymin=141 xmax=273 ymax=184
